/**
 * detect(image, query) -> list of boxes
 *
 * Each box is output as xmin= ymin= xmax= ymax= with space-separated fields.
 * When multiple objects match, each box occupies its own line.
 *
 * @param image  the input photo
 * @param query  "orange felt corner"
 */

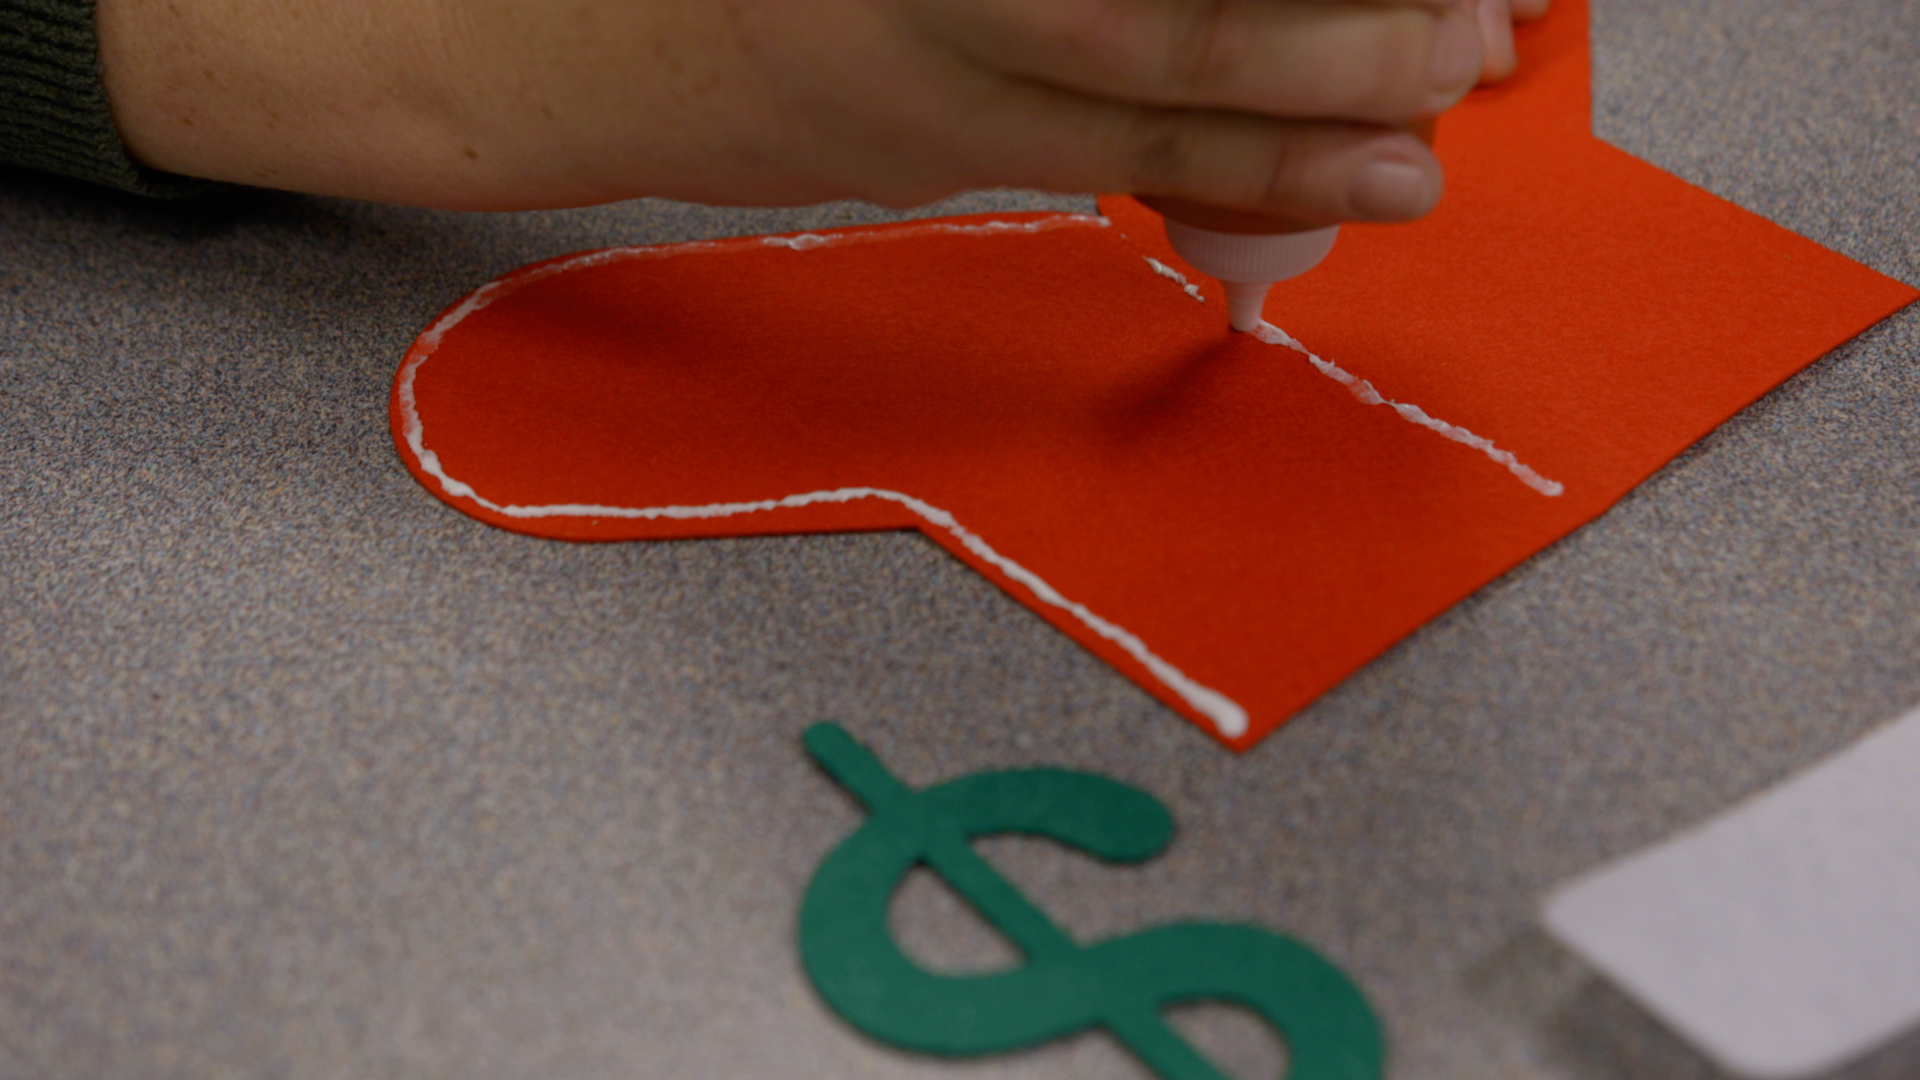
xmin=390 ymin=0 xmax=1916 ymax=750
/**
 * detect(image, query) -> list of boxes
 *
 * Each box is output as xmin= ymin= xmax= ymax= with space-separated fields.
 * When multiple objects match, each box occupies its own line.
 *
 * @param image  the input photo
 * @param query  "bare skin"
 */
xmin=95 ymin=0 xmax=1547 ymax=216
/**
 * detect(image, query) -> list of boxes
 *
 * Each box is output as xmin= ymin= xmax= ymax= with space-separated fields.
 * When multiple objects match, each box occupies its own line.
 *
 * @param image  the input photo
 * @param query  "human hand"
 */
xmin=98 ymin=0 xmax=1517 ymax=219
xmin=1473 ymin=0 xmax=1552 ymax=84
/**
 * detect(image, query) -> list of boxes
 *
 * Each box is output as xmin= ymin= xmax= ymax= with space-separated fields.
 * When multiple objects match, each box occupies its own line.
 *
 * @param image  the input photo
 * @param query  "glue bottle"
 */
xmin=1138 ymin=119 xmax=1438 ymax=333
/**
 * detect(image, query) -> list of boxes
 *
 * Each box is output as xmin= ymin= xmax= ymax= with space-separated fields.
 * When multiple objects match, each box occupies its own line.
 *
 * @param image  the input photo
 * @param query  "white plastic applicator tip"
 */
xmin=1159 ymin=220 xmax=1341 ymax=332
xmin=1223 ymin=282 xmax=1271 ymax=333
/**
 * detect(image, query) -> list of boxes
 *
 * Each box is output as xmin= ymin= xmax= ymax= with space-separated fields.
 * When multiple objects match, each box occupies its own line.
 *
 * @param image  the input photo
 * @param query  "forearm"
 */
xmin=89 ymin=0 xmax=1530 ymax=217
xmin=97 ymin=0 xmax=528 ymax=207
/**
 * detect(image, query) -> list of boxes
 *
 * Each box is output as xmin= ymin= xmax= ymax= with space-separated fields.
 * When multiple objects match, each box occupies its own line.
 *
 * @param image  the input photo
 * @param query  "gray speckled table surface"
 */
xmin=5 ymin=2 xmax=1920 ymax=1078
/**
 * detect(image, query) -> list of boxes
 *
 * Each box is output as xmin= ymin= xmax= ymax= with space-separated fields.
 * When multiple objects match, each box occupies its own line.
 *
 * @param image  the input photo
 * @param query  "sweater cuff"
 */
xmin=0 ymin=0 xmax=209 ymax=197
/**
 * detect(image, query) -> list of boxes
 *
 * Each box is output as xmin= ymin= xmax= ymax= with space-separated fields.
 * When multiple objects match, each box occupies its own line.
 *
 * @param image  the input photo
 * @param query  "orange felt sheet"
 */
xmin=391 ymin=0 xmax=1916 ymax=749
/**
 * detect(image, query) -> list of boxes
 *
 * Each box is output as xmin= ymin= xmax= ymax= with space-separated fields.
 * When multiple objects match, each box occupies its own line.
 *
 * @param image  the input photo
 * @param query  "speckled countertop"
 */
xmin=4 ymin=2 xmax=1919 ymax=1078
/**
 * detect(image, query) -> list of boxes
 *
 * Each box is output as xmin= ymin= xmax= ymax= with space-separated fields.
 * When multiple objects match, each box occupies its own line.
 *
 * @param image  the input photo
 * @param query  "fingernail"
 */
xmin=1428 ymin=6 xmax=1483 ymax=103
xmin=1346 ymin=160 xmax=1437 ymax=221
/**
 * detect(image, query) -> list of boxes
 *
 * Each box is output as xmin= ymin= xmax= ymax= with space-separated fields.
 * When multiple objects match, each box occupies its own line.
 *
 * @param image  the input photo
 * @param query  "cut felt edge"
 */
xmin=391 ymin=209 xmax=1577 ymax=750
xmin=1097 ymin=184 xmax=1918 ymax=508
xmin=390 ymin=213 xmax=1254 ymax=744
xmin=393 ymin=199 xmax=1917 ymax=752
xmin=394 ymin=90 xmax=1920 ymax=753
xmin=390 ymin=208 xmax=1109 ymax=527
xmin=1097 ymin=192 xmax=1918 ymax=749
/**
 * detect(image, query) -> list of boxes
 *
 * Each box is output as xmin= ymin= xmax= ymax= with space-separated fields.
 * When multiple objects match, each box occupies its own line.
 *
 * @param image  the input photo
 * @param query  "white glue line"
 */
xmin=1143 ymin=257 xmax=1206 ymax=303
xmin=1546 ymin=703 xmax=1920 ymax=1080
xmin=1252 ymin=321 xmax=1565 ymax=497
xmin=411 ymin=214 xmax=1114 ymax=356
xmin=762 ymin=214 xmax=1109 ymax=252
xmin=396 ymin=214 xmax=1248 ymax=740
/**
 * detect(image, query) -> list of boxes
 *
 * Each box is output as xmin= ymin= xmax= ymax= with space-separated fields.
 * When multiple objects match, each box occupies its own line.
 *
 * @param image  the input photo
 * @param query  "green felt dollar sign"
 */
xmin=798 ymin=722 xmax=1383 ymax=1080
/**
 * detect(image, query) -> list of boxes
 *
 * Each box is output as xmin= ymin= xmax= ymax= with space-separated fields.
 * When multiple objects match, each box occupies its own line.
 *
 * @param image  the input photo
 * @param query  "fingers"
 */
xmin=1475 ymin=0 xmax=1556 ymax=87
xmin=1116 ymin=111 xmax=1443 ymax=222
xmin=1471 ymin=0 xmax=1519 ymax=84
xmin=915 ymin=0 xmax=1484 ymax=125
xmin=962 ymin=82 xmax=1443 ymax=224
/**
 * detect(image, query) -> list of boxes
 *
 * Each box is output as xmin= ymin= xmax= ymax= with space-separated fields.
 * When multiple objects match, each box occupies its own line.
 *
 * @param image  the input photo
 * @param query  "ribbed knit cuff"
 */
xmin=0 ymin=0 xmax=208 ymax=196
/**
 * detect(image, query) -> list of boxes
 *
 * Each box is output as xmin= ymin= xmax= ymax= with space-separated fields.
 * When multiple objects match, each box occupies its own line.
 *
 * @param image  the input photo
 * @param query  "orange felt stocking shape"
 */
xmin=392 ymin=0 xmax=1915 ymax=749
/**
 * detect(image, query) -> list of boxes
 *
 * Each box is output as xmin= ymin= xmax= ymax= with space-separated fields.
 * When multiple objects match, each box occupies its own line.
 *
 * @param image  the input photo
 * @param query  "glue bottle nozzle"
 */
xmin=1151 ymin=216 xmax=1342 ymax=333
xmin=1134 ymin=118 xmax=1438 ymax=332
xmin=1222 ymin=282 xmax=1272 ymax=333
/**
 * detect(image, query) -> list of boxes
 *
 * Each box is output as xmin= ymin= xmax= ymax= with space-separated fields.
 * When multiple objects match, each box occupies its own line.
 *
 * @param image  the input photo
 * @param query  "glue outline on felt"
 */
xmin=397 ymin=213 xmax=1248 ymax=739
xmin=1251 ymin=322 xmax=1566 ymax=498
xmin=760 ymin=215 xmax=1110 ymax=253
xmin=1128 ymin=249 xmax=1565 ymax=498
xmin=1143 ymin=258 xmax=1206 ymax=303
xmin=401 ymin=211 xmax=1563 ymax=741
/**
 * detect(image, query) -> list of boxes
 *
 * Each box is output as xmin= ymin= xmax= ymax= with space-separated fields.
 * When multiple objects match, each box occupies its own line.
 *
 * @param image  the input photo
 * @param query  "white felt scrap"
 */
xmin=1544 ymin=704 xmax=1920 ymax=1079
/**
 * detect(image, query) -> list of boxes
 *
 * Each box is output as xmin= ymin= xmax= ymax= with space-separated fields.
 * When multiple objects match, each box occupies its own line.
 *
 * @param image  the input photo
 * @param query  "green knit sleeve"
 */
xmin=0 ymin=0 xmax=208 ymax=196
